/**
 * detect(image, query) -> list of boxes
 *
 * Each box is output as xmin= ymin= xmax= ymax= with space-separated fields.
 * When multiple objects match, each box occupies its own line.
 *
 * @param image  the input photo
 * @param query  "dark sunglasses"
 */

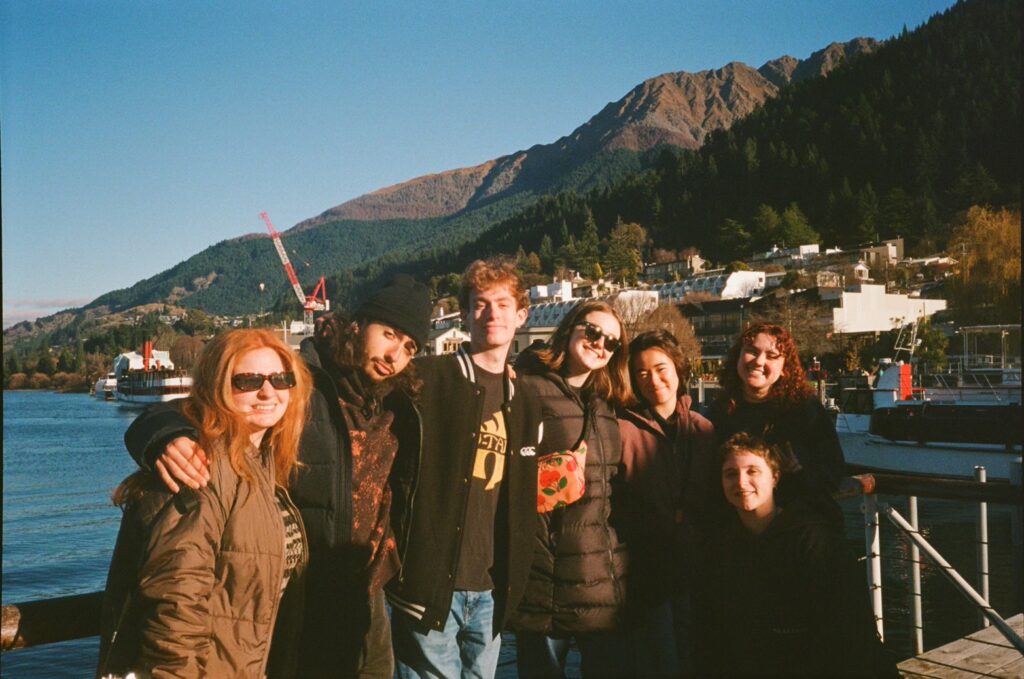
xmin=231 ymin=371 xmax=297 ymax=392
xmin=575 ymin=321 xmax=621 ymax=353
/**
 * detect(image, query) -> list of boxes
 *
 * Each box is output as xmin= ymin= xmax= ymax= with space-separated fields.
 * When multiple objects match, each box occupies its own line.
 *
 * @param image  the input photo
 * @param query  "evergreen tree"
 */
xmin=778 ymin=203 xmax=820 ymax=246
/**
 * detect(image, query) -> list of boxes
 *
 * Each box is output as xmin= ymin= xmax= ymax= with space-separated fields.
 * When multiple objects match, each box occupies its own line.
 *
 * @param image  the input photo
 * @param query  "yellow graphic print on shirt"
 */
xmin=472 ymin=410 xmax=507 ymax=491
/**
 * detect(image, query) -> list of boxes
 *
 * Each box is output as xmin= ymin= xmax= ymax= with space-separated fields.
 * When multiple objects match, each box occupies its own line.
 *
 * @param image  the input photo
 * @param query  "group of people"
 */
xmin=96 ymin=259 xmax=894 ymax=678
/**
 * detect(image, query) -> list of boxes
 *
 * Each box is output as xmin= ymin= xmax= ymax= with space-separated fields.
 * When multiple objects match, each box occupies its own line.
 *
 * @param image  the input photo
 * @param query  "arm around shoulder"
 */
xmin=124 ymin=401 xmax=199 ymax=471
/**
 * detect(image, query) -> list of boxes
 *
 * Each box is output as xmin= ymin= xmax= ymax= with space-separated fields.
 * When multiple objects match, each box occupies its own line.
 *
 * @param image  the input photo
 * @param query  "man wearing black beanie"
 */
xmin=120 ymin=274 xmax=434 ymax=678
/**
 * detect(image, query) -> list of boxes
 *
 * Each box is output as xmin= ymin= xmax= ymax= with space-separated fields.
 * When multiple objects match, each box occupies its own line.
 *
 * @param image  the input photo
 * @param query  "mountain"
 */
xmin=4 ymin=36 xmax=879 ymax=352
xmin=296 ymin=39 xmax=876 ymax=227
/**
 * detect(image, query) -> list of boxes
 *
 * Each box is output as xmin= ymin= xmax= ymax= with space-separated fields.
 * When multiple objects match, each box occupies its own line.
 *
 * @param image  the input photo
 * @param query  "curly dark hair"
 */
xmin=314 ymin=310 xmax=422 ymax=399
xmin=532 ymin=299 xmax=634 ymax=408
xmin=718 ymin=323 xmax=813 ymax=413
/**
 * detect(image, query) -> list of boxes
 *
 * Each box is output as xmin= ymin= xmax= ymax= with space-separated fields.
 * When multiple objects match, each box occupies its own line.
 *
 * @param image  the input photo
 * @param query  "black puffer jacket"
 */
xmin=510 ymin=370 xmax=629 ymax=636
xmin=695 ymin=500 xmax=896 ymax=677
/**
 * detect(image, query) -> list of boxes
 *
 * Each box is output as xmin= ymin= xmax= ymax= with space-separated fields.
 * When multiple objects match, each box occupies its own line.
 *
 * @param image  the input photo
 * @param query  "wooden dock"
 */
xmin=899 ymin=613 xmax=1023 ymax=678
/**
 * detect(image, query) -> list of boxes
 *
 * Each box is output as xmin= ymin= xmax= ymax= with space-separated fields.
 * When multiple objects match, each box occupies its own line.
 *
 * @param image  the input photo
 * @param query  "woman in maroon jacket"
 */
xmin=617 ymin=330 xmax=716 ymax=676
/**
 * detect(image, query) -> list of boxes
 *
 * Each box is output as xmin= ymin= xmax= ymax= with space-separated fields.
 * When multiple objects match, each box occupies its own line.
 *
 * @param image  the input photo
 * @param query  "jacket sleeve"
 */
xmin=803 ymin=398 xmax=846 ymax=489
xmin=135 ymin=481 xmax=228 ymax=678
xmin=124 ymin=401 xmax=199 ymax=471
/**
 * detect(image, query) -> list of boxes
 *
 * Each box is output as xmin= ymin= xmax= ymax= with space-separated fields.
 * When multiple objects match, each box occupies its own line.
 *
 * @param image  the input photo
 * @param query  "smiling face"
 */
xmin=632 ymin=348 xmax=680 ymax=417
xmin=565 ymin=310 xmax=621 ymax=380
xmin=465 ymin=284 xmax=528 ymax=354
xmin=721 ymin=450 xmax=778 ymax=518
xmin=358 ymin=321 xmax=417 ymax=383
xmin=736 ymin=332 xmax=786 ymax=402
xmin=231 ymin=347 xmax=291 ymax=446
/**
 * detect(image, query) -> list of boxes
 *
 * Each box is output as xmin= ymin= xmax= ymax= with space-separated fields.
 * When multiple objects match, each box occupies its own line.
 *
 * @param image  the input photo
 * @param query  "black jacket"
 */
xmin=509 ymin=370 xmax=629 ymax=637
xmin=695 ymin=500 xmax=896 ymax=677
xmin=385 ymin=345 xmax=543 ymax=635
xmin=123 ymin=337 xmax=421 ymax=675
xmin=708 ymin=394 xmax=846 ymax=528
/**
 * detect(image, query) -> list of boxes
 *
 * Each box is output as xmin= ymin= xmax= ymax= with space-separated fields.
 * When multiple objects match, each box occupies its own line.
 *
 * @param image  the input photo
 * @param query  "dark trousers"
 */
xmin=297 ymin=586 xmax=393 ymax=679
xmin=515 ymin=630 xmax=633 ymax=679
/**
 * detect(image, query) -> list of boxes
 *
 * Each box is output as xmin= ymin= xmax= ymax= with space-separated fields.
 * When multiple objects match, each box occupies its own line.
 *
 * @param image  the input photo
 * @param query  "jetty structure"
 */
xmin=3 ymin=468 xmax=1022 ymax=676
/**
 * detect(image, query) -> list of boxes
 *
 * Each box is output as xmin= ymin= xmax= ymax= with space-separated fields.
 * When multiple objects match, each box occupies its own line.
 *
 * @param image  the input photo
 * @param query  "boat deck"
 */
xmin=898 ymin=613 xmax=1023 ymax=677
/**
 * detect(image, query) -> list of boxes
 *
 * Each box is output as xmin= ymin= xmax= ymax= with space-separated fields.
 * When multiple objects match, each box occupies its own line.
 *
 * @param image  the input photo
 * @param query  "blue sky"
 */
xmin=1 ymin=0 xmax=956 ymax=328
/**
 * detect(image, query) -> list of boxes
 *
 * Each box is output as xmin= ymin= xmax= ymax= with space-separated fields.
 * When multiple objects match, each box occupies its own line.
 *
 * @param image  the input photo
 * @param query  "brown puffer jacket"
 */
xmin=510 ymin=371 xmax=629 ymax=636
xmin=97 ymin=446 xmax=308 ymax=679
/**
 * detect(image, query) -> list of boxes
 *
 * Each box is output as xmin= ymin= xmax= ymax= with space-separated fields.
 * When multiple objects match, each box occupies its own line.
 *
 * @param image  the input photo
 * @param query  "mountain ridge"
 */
xmin=290 ymin=38 xmax=877 ymax=229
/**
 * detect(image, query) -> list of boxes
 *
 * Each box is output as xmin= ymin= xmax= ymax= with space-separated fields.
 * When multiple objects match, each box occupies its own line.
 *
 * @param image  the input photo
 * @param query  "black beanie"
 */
xmin=355 ymin=274 xmax=432 ymax=351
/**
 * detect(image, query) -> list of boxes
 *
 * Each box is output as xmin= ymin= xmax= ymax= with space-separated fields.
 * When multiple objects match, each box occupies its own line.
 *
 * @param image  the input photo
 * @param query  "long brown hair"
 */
xmin=533 ymin=299 xmax=634 ymax=407
xmin=718 ymin=323 xmax=813 ymax=412
xmin=115 ymin=329 xmax=312 ymax=505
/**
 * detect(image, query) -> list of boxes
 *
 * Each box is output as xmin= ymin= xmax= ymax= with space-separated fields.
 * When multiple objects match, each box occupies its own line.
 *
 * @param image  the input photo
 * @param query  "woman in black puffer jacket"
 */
xmin=511 ymin=299 xmax=635 ymax=678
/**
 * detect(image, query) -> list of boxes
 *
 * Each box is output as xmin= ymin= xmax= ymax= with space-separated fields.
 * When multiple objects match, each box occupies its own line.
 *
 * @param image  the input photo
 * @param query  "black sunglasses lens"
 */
xmin=268 ymin=372 xmax=297 ymax=389
xmin=231 ymin=372 xmax=296 ymax=391
xmin=232 ymin=374 xmax=265 ymax=391
xmin=580 ymin=322 xmax=620 ymax=352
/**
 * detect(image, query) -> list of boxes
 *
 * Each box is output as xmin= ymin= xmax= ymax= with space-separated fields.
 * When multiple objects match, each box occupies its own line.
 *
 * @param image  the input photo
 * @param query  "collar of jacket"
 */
xmin=453 ymin=343 xmax=515 ymax=402
xmin=621 ymin=393 xmax=694 ymax=438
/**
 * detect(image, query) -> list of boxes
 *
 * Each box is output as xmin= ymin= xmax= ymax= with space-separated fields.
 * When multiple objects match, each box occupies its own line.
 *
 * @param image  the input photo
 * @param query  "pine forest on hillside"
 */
xmin=4 ymin=0 xmax=1021 ymax=389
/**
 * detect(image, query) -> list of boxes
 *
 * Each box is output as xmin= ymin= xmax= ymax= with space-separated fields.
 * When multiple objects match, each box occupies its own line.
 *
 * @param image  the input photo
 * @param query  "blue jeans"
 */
xmin=393 ymin=590 xmax=502 ymax=679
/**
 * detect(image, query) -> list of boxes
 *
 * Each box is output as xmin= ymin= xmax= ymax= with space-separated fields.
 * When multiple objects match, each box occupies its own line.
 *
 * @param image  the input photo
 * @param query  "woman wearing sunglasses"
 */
xmin=98 ymin=329 xmax=312 ymax=678
xmin=511 ymin=299 xmax=635 ymax=678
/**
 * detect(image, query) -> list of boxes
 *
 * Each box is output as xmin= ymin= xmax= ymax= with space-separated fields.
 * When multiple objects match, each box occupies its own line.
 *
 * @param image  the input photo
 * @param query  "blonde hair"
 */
xmin=115 ymin=329 xmax=311 ymax=505
xmin=532 ymin=299 xmax=634 ymax=407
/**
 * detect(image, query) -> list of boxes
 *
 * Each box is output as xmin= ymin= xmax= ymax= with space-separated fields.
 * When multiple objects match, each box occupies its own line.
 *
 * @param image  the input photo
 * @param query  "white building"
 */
xmin=831 ymin=284 xmax=947 ymax=334
xmin=424 ymin=326 xmax=471 ymax=356
xmin=529 ymin=279 xmax=574 ymax=304
xmin=653 ymin=269 xmax=766 ymax=302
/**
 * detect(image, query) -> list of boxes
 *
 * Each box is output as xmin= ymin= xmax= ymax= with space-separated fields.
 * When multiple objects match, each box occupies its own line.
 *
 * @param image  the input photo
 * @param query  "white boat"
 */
xmin=92 ymin=372 xmax=117 ymax=400
xmin=837 ymin=362 xmax=1022 ymax=481
xmin=113 ymin=341 xmax=192 ymax=405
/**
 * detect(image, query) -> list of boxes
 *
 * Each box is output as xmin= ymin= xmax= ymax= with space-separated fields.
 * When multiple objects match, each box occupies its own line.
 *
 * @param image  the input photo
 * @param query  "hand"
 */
xmin=155 ymin=437 xmax=210 ymax=492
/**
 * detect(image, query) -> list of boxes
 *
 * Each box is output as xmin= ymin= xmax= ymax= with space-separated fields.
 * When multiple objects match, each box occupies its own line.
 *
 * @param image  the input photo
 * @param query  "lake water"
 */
xmin=2 ymin=391 xmax=1020 ymax=677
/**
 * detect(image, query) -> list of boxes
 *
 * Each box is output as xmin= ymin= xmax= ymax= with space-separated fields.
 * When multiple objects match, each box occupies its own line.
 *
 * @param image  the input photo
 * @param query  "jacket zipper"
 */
xmin=258 ymin=460 xmax=304 ymax=679
xmin=397 ymin=399 xmax=423 ymax=582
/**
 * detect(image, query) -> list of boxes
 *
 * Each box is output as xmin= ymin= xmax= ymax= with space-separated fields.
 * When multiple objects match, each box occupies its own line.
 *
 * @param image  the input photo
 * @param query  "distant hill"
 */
xmin=313 ymin=0 xmax=1019 ymax=309
xmin=3 ymin=36 xmax=878 ymax=349
xmin=296 ymin=39 xmax=876 ymax=226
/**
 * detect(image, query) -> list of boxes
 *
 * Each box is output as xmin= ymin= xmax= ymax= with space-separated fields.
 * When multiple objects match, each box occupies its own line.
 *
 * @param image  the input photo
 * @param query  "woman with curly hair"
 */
xmin=98 ymin=329 xmax=313 ymax=678
xmin=708 ymin=323 xmax=846 ymax=517
xmin=511 ymin=299 xmax=635 ymax=678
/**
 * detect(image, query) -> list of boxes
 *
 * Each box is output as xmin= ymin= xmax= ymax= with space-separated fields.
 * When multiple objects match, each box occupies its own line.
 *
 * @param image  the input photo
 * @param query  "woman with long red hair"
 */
xmin=98 ymin=329 xmax=312 ymax=678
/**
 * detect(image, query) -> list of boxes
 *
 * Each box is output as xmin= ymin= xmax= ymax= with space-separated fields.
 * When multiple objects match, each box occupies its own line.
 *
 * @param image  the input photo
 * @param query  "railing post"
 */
xmin=908 ymin=496 xmax=923 ymax=654
xmin=1012 ymin=459 xmax=1023 ymax=616
xmin=974 ymin=466 xmax=990 ymax=628
xmin=862 ymin=493 xmax=884 ymax=641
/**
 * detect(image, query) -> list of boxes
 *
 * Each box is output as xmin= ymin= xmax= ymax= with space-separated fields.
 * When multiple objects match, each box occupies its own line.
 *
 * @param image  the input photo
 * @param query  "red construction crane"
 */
xmin=260 ymin=211 xmax=329 ymax=332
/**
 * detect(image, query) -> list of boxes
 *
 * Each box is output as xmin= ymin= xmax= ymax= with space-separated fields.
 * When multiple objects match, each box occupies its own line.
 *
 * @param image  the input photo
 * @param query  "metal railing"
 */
xmin=4 ymin=469 xmax=1023 ymax=655
xmin=836 ymin=462 xmax=1024 ymax=656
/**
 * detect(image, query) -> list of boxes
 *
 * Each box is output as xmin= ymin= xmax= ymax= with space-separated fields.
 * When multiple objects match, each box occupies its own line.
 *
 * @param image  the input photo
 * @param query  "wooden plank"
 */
xmin=898 ymin=614 xmax=1023 ymax=678
xmin=990 ymin=656 xmax=1023 ymax=678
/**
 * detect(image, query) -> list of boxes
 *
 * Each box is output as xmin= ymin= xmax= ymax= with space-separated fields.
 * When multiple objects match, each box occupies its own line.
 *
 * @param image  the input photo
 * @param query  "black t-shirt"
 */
xmin=454 ymin=366 xmax=506 ymax=591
